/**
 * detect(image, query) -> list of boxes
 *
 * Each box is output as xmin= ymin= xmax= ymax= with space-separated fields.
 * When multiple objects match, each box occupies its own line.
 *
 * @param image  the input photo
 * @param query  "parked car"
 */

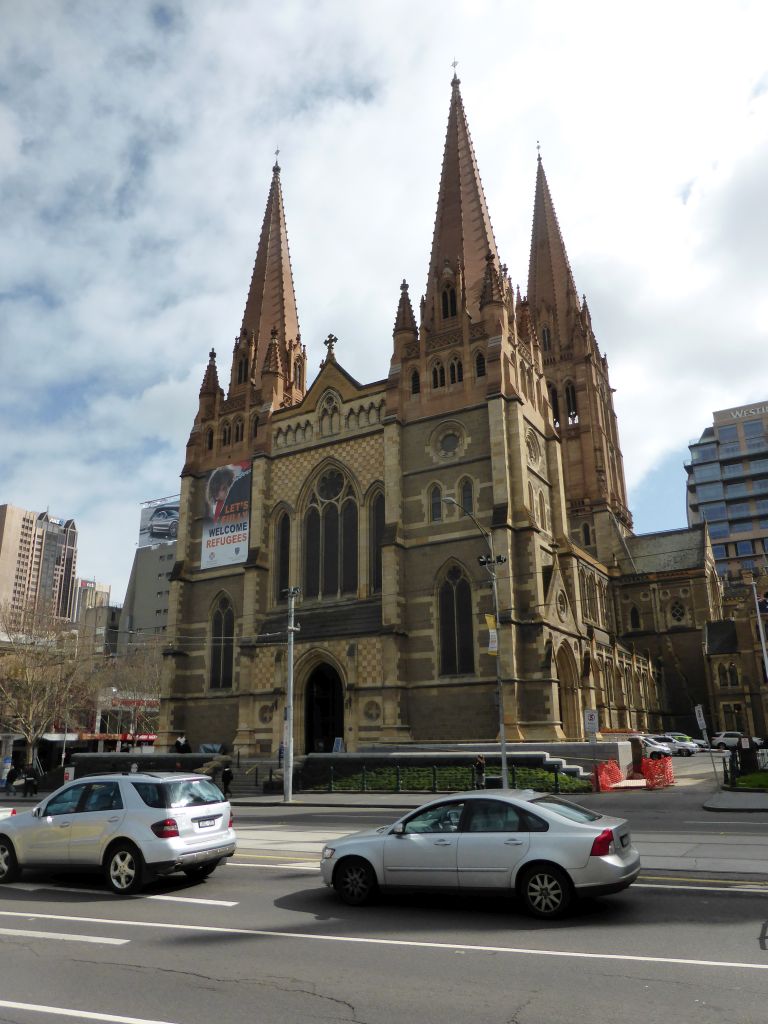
xmin=0 ymin=773 xmax=236 ymax=895
xmin=636 ymin=736 xmax=673 ymax=759
xmin=147 ymin=505 xmax=179 ymax=539
xmin=710 ymin=731 xmax=744 ymax=750
xmin=690 ymin=738 xmax=710 ymax=751
xmin=648 ymin=733 xmax=697 ymax=756
xmin=320 ymin=790 xmax=640 ymax=919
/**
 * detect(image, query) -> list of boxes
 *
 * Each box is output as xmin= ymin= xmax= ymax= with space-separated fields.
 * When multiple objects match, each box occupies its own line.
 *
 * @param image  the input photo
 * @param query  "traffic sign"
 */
xmin=694 ymin=704 xmax=706 ymax=731
xmin=583 ymin=708 xmax=599 ymax=734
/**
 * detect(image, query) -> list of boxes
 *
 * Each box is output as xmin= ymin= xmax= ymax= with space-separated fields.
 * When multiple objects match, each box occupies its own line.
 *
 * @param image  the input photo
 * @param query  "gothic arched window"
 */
xmin=275 ymin=512 xmax=290 ymax=601
xmin=728 ymin=662 xmax=739 ymax=687
xmin=565 ymin=381 xmax=578 ymax=424
xmin=411 ymin=370 xmax=420 ymax=395
xmin=718 ymin=664 xmax=728 ymax=688
xmin=205 ymin=428 xmax=214 ymax=451
xmin=439 ymin=566 xmax=474 ymax=675
xmin=461 ymin=478 xmax=473 ymax=515
xmin=233 ymin=418 xmax=244 ymax=443
xmin=548 ymin=384 xmax=560 ymax=429
xmin=432 ymin=362 xmax=446 ymax=389
xmin=251 ymin=415 xmax=258 ymax=440
xmin=541 ymin=326 xmax=551 ymax=351
xmin=630 ymin=605 xmax=641 ymax=630
xmin=582 ymin=523 xmax=591 ymax=546
xmin=303 ymin=469 xmax=358 ymax=600
xmin=210 ymin=595 xmax=234 ymax=690
xmin=475 ymin=351 xmax=486 ymax=378
xmin=221 ymin=421 xmax=232 ymax=446
xmin=237 ymin=356 xmax=248 ymax=385
xmin=295 ymin=361 xmax=303 ymax=390
xmin=449 ymin=358 xmax=463 ymax=384
xmin=369 ymin=491 xmax=385 ymax=594
xmin=430 ymin=484 xmax=443 ymax=522
xmin=442 ymin=286 xmax=457 ymax=319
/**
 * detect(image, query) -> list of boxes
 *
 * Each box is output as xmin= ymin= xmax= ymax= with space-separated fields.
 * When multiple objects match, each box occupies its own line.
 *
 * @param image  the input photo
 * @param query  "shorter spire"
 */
xmin=393 ymin=279 xmax=418 ymax=335
xmin=199 ymin=349 xmax=221 ymax=396
xmin=262 ymin=327 xmax=284 ymax=376
xmin=480 ymin=251 xmax=504 ymax=308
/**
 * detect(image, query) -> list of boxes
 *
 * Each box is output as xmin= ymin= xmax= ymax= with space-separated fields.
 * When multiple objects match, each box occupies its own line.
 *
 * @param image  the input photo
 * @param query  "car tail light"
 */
xmin=151 ymin=818 xmax=179 ymax=839
xmin=228 ymin=812 xmax=234 ymax=828
xmin=590 ymin=828 xmax=615 ymax=857
xmin=9 ymin=809 xmax=16 ymax=816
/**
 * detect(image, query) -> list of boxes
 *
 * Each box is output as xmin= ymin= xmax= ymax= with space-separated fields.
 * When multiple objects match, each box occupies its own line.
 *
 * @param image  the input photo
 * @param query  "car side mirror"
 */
xmin=33 ymin=806 xmax=42 ymax=818
xmin=392 ymin=822 xmax=405 ymax=836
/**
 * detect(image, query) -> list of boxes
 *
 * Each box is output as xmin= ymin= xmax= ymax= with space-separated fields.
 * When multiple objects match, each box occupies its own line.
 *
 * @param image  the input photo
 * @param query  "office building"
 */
xmin=0 ymin=504 xmax=78 ymax=626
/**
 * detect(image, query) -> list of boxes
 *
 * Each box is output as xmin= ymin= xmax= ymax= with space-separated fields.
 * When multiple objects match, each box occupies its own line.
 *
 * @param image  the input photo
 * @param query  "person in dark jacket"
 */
xmin=221 ymin=765 xmax=234 ymax=798
xmin=472 ymin=754 xmax=486 ymax=789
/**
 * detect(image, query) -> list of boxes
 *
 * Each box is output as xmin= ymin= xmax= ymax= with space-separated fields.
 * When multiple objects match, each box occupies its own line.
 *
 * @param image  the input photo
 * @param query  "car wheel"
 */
xmin=169 ymin=521 xmax=178 ymax=538
xmin=0 ymin=836 xmax=20 ymax=884
xmin=105 ymin=842 xmax=144 ymax=896
xmin=518 ymin=864 xmax=573 ymax=919
xmin=334 ymin=857 xmax=378 ymax=906
xmin=183 ymin=859 xmax=220 ymax=880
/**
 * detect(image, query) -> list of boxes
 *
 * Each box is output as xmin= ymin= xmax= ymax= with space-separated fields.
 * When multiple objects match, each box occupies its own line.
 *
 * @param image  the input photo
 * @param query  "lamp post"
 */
xmin=749 ymin=578 xmax=768 ymax=687
xmin=283 ymin=587 xmax=301 ymax=804
xmin=443 ymin=496 xmax=509 ymax=788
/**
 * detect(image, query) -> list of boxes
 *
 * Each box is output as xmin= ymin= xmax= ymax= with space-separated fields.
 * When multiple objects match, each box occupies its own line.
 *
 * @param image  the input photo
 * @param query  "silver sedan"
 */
xmin=321 ymin=790 xmax=640 ymax=918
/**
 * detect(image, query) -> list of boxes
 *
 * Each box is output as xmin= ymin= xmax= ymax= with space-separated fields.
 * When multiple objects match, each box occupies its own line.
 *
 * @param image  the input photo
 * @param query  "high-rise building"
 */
xmin=159 ymin=76 xmax=725 ymax=753
xmin=686 ymin=402 xmax=768 ymax=580
xmin=73 ymin=578 xmax=111 ymax=625
xmin=0 ymin=504 xmax=78 ymax=626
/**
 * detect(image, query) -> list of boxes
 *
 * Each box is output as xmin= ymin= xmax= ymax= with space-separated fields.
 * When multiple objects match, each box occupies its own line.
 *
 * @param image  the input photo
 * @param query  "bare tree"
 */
xmin=0 ymin=601 xmax=97 ymax=763
xmin=90 ymin=634 xmax=162 ymax=736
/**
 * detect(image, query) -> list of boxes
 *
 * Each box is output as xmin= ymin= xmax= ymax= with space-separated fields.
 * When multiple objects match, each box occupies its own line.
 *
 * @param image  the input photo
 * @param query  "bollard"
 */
xmin=396 ymin=765 xmax=401 ymax=793
xmin=362 ymin=764 xmax=367 ymax=793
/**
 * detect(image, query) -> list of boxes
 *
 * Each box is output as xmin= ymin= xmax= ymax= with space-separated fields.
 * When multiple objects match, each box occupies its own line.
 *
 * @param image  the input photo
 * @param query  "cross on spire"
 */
xmin=451 ymin=57 xmax=460 ymax=84
xmin=273 ymin=146 xmax=281 ymax=173
xmin=324 ymin=333 xmax=337 ymax=361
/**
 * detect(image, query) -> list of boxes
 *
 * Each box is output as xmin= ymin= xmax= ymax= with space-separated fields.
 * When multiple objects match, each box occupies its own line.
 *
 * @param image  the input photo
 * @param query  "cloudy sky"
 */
xmin=2 ymin=0 xmax=767 ymax=602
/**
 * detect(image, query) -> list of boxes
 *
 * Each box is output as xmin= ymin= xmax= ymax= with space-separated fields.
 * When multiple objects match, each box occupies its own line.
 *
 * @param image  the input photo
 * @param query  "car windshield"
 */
xmin=531 ymin=795 xmax=602 ymax=823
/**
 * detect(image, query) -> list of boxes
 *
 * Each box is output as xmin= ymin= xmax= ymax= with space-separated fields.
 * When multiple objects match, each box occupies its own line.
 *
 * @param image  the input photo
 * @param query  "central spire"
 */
xmin=241 ymin=161 xmax=301 ymax=380
xmin=423 ymin=75 xmax=500 ymax=327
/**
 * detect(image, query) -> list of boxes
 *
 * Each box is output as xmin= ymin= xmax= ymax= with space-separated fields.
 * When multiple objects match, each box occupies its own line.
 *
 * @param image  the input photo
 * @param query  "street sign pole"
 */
xmin=695 ymin=703 xmax=720 ymax=787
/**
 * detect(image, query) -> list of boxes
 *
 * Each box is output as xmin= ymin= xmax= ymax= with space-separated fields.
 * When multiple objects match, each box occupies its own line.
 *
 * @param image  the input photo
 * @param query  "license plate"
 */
xmin=198 ymin=818 xmax=216 ymax=829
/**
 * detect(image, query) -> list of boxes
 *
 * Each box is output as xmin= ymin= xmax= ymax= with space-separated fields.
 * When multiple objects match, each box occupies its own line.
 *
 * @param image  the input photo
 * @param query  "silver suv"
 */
xmin=0 ymin=773 xmax=236 ymax=895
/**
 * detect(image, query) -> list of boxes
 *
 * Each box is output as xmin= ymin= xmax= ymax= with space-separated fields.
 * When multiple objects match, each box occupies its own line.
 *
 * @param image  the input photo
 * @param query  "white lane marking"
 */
xmin=636 ymin=883 xmax=768 ymax=895
xmin=683 ymin=820 xmax=768 ymax=826
xmin=227 ymin=861 xmax=319 ymax=871
xmin=0 ymin=909 xmax=767 ymax=972
xmin=0 ymin=1001 xmax=171 ymax=1024
xmin=0 ymin=927 xmax=128 ymax=945
xmin=1 ymin=882 xmax=237 ymax=906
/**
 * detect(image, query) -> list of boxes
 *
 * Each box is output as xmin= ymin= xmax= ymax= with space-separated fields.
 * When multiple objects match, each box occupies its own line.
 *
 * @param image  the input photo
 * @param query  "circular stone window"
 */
xmin=363 ymin=700 xmax=381 ymax=722
xmin=670 ymin=600 xmax=685 ymax=622
xmin=317 ymin=469 xmax=344 ymax=500
xmin=525 ymin=430 xmax=542 ymax=468
xmin=439 ymin=432 xmax=460 ymax=456
xmin=258 ymin=705 xmax=274 ymax=725
xmin=557 ymin=590 xmax=568 ymax=621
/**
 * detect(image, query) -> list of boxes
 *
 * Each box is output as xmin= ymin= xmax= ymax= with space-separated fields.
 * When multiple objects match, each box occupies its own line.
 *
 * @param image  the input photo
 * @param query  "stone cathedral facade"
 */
xmin=158 ymin=77 xmax=723 ymax=756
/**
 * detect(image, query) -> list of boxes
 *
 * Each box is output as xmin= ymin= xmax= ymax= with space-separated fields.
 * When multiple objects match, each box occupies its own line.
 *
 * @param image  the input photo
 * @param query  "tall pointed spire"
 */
xmin=527 ymin=156 xmax=580 ymax=343
xmin=424 ymin=75 xmax=500 ymax=326
xmin=240 ymin=160 xmax=300 ymax=382
xmin=199 ymin=349 xmax=221 ymax=397
xmin=393 ymin=280 xmax=417 ymax=336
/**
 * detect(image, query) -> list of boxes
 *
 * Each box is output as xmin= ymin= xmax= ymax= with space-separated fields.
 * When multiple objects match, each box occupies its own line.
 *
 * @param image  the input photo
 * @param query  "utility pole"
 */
xmin=749 ymin=578 xmax=768 ymax=686
xmin=443 ymin=497 xmax=509 ymax=788
xmin=284 ymin=587 xmax=301 ymax=804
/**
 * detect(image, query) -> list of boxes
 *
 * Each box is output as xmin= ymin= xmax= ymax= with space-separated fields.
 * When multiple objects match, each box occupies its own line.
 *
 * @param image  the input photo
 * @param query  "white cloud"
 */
xmin=2 ymin=0 xmax=768 ymax=599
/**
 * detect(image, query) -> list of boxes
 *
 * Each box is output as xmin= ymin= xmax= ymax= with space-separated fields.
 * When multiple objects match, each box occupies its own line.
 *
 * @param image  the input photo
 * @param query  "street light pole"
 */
xmin=749 ymin=578 xmax=768 ymax=686
xmin=283 ymin=586 xmax=301 ymax=804
xmin=443 ymin=496 xmax=509 ymax=788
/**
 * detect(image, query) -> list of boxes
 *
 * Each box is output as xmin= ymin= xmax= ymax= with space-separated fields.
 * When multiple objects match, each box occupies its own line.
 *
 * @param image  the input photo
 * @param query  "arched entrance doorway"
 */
xmin=305 ymin=664 xmax=344 ymax=753
xmin=555 ymin=644 xmax=581 ymax=739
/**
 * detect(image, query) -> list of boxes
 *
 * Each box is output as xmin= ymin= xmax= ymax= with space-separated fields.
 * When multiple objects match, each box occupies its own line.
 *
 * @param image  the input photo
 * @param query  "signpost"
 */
xmin=694 ymin=703 xmax=720 ymax=785
xmin=583 ymin=709 xmax=599 ymax=788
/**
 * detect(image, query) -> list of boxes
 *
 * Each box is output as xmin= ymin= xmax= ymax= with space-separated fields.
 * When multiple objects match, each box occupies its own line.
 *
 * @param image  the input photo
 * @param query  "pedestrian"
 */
xmin=473 ymin=753 xmax=486 ymax=789
xmin=221 ymin=765 xmax=234 ymax=798
xmin=5 ymin=764 xmax=18 ymax=791
xmin=22 ymin=765 xmax=37 ymax=798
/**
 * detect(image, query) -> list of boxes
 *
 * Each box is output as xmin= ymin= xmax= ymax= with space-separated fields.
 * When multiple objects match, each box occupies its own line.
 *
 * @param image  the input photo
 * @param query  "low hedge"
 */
xmin=299 ymin=764 xmax=591 ymax=794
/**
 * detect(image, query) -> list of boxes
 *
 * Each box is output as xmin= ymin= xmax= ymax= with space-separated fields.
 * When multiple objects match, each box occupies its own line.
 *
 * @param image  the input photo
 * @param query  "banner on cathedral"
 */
xmin=200 ymin=461 xmax=252 ymax=568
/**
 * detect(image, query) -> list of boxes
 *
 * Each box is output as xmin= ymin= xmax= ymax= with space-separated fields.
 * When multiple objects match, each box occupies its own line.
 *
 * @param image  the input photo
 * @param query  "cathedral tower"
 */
xmin=527 ymin=155 xmax=632 ymax=555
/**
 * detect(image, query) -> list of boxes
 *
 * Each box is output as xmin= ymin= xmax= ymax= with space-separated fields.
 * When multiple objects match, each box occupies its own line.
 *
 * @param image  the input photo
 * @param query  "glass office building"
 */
xmin=687 ymin=402 xmax=768 ymax=579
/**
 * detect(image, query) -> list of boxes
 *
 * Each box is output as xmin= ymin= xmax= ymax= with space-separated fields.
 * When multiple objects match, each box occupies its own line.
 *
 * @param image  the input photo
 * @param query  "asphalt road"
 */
xmin=2 ymin=755 xmax=767 ymax=1023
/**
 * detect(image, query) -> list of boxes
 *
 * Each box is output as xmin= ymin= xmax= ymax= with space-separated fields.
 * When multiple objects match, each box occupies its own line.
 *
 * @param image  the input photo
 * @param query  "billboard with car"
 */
xmin=138 ymin=496 xmax=180 ymax=548
xmin=200 ymin=462 xmax=251 ymax=568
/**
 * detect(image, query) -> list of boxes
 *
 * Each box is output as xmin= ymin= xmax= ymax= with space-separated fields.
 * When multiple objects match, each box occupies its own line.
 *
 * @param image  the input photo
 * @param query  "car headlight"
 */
xmin=322 ymin=846 xmax=335 ymax=860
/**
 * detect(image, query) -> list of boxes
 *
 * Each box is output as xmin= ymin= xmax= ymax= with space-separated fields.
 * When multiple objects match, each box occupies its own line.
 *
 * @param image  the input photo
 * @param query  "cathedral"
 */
xmin=159 ymin=76 xmax=723 ymax=756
